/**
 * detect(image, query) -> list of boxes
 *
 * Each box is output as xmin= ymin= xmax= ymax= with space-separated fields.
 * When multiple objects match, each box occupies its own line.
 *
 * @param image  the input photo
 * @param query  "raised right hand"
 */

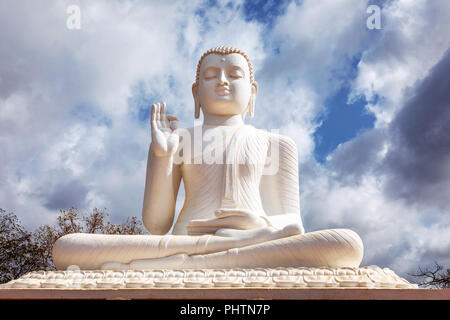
xmin=150 ymin=102 xmax=179 ymax=157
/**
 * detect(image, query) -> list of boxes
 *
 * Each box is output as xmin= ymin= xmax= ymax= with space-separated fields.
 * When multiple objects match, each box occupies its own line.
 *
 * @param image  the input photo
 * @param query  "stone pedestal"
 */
xmin=1 ymin=266 xmax=417 ymax=290
xmin=4 ymin=266 xmax=443 ymax=300
xmin=1 ymin=287 xmax=449 ymax=300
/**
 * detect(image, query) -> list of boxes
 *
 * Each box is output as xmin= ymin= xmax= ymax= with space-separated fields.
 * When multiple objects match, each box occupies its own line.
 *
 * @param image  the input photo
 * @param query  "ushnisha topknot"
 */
xmin=195 ymin=45 xmax=254 ymax=84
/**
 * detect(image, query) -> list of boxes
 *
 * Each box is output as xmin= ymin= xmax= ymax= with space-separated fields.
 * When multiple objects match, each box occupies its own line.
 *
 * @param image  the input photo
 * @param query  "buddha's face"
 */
xmin=193 ymin=53 xmax=257 ymax=118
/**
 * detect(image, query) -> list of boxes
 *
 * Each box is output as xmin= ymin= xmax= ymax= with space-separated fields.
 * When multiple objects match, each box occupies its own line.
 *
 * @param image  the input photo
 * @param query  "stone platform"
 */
xmin=6 ymin=266 xmax=450 ymax=301
xmin=2 ymin=287 xmax=449 ymax=300
xmin=3 ymin=265 xmax=442 ymax=300
xmin=1 ymin=266 xmax=417 ymax=290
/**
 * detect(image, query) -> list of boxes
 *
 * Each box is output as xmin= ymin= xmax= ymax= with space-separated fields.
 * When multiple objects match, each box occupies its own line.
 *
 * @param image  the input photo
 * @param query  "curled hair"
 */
xmin=195 ymin=45 xmax=254 ymax=84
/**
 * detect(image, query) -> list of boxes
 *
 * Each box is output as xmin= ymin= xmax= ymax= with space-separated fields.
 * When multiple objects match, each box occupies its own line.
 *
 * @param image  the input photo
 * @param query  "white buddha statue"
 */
xmin=52 ymin=46 xmax=364 ymax=270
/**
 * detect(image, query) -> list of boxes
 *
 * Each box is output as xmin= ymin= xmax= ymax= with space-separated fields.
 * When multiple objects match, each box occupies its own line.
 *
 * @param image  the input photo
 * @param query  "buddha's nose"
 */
xmin=217 ymin=70 xmax=229 ymax=85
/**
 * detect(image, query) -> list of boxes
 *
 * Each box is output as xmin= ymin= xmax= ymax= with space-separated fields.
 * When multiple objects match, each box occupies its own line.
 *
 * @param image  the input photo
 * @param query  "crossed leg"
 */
xmin=52 ymin=225 xmax=300 ymax=270
xmin=119 ymin=228 xmax=364 ymax=270
xmin=53 ymin=227 xmax=363 ymax=270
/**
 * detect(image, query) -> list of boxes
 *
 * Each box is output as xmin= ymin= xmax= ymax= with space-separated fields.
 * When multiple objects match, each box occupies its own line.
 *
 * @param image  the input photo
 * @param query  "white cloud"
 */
xmin=1 ymin=0 xmax=449 ymax=281
xmin=0 ymin=0 xmax=265 ymax=228
xmin=299 ymin=0 xmax=450 ymax=277
xmin=350 ymin=0 xmax=450 ymax=126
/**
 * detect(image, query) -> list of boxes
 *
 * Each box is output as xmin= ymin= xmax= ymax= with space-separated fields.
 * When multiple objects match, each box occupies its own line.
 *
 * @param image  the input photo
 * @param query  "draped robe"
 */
xmin=173 ymin=124 xmax=301 ymax=234
xmin=52 ymin=125 xmax=363 ymax=270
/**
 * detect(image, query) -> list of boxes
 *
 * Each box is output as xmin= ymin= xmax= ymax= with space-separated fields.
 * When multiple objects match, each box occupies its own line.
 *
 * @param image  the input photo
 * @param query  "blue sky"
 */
xmin=202 ymin=0 xmax=380 ymax=164
xmin=314 ymin=86 xmax=375 ymax=163
xmin=135 ymin=0 xmax=379 ymax=163
xmin=1 ymin=0 xmax=450 ymax=280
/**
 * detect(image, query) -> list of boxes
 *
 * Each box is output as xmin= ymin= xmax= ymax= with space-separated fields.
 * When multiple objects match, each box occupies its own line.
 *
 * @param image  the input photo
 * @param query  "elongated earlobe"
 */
xmin=192 ymin=83 xmax=200 ymax=119
xmin=248 ymin=98 xmax=254 ymax=118
xmin=248 ymin=81 xmax=258 ymax=118
xmin=195 ymin=99 xmax=200 ymax=119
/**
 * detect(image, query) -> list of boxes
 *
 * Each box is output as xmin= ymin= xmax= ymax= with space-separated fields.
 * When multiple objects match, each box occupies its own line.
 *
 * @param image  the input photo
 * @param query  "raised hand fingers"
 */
xmin=152 ymin=102 xmax=177 ymax=130
xmin=151 ymin=103 xmax=159 ymax=130
xmin=160 ymin=102 xmax=167 ymax=127
xmin=151 ymin=104 xmax=156 ymax=122
xmin=151 ymin=102 xmax=173 ymax=130
xmin=167 ymin=114 xmax=179 ymax=130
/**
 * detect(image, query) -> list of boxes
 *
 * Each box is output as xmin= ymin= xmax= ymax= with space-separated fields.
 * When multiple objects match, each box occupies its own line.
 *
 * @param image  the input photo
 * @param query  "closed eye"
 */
xmin=229 ymin=73 xmax=243 ymax=79
xmin=228 ymin=67 xmax=245 ymax=79
xmin=203 ymin=67 xmax=219 ymax=80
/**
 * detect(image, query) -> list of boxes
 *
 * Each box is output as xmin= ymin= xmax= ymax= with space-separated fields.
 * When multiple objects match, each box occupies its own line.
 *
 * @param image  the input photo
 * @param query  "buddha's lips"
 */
xmin=215 ymin=87 xmax=231 ymax=95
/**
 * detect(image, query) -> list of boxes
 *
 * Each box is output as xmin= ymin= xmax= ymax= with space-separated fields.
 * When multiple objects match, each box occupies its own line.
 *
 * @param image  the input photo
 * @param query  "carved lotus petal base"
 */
xmin=1 ymin=266 xmax=417 ymax=289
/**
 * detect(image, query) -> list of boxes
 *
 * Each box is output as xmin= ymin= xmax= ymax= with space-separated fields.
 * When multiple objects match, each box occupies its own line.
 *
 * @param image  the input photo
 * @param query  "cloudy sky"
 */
xmin=1 ymin=0 xmax=449 ymax=280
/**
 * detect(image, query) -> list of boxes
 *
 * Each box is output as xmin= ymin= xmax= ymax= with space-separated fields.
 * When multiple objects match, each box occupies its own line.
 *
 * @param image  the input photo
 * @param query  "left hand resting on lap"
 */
xmin=186 ymin=208 xmax=270 ymax=235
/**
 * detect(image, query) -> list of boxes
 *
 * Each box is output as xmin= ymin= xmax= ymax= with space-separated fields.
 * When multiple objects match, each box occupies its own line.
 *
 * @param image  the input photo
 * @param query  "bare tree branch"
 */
xmin=410 ymin=262 xmax=450 ymax=288
xmin=0 ymin=207 xmax=146 ymax=283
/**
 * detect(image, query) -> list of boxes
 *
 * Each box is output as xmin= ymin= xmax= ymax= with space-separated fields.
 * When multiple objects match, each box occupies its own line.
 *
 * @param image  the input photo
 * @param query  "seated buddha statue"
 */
xmin=52 ymin=46 xmax=364 ymax=270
